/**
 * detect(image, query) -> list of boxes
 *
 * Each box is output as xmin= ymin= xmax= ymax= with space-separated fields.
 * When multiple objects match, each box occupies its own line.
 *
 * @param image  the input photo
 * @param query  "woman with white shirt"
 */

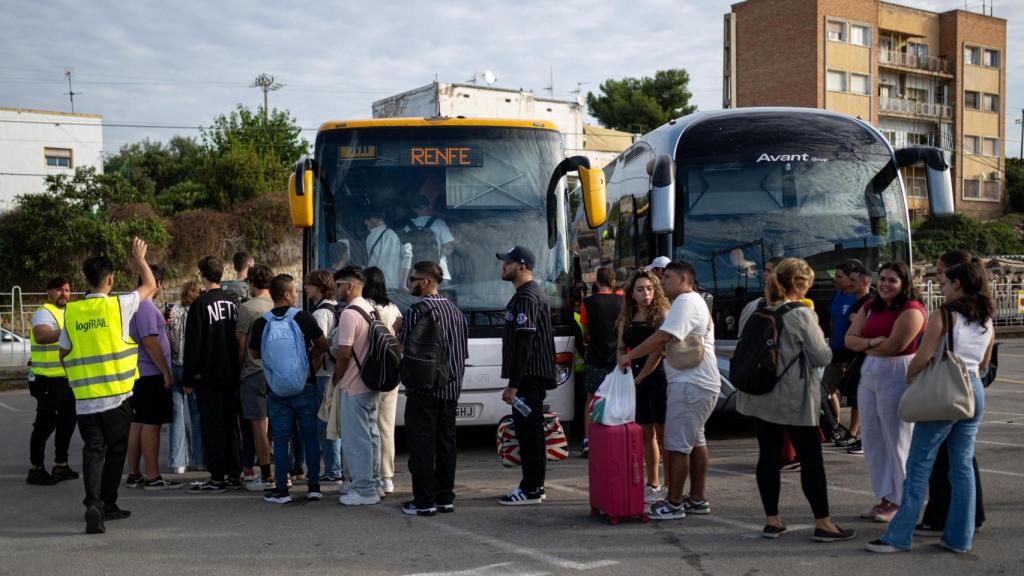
xmin=363 ymin=266 xmax=403 ymax=495
xmin=866 ymin=260 xmax=994 ymax=555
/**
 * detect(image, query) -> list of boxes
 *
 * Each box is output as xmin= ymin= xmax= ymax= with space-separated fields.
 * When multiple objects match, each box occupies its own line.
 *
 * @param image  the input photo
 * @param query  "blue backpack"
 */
xmin=261 ymin=308 xmax=308 ymax=397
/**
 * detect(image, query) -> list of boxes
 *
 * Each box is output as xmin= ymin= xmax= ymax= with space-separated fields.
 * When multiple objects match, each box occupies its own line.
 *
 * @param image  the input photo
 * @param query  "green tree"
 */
xmin=586 ymin=69 xmax=697 ymax=134
xmin=912 ymin=213 xmax=1023 ymax=262
xmin=202 ymin=104 xmax=309 ymax=168
xmin=1005 ymin=157 xmax=1024 ymax=212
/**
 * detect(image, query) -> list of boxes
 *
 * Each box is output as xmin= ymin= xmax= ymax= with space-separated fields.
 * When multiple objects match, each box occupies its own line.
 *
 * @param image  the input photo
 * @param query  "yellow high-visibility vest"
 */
xmin=573 ymin=311 xmax=586 ymax=373
xmin=30 ymin=303 xmax=66 ymax=378
xmin=63 ymin=296 xmax=138 ymax=400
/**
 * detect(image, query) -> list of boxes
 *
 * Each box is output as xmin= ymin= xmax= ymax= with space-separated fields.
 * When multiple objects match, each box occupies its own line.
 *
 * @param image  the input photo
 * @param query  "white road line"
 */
xmin=709 ymin=466 xmax=875 ymax=497
xmin=405 ymin=562 xmax=549 ymax=576
xmin=0 ymin=400 xmax=20 ymax=412
xmin=985 ymin=411 xmax=1024 ymax=417
xmin=430 ymin=521 xmax=617 ymax=571
xmin=976 ymin=440 xmax=1024 ymax=448
xmin=979 ymin=468 xmax=1024 ymax=478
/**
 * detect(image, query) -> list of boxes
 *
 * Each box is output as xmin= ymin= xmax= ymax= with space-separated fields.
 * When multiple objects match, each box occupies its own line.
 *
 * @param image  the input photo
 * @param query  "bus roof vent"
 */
xmin=622 ymin=142 xmax=652 ymax=167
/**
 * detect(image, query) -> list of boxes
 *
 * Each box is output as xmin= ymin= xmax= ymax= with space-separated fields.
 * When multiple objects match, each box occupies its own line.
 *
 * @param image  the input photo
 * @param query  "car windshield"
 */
xmin=314 ymin=125 xmax=570 ymax=322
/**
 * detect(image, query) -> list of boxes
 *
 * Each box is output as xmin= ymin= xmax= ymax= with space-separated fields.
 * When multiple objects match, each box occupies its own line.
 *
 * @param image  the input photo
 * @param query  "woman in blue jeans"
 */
xmin=866 ymin=260 xmax=994 ymax=554
xmin=167 ymin=281 xmax=204 ymax=472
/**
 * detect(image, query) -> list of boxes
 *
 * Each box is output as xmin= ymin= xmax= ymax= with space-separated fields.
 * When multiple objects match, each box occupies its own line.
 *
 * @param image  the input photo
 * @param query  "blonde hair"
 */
xmin=766 ymin=257 xmax=814 ymax=304
xmin=180 ymin=280 xmax=202 ymax=308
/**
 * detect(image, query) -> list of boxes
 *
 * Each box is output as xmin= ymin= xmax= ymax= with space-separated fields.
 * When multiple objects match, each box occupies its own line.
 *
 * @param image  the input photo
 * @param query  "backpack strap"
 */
xmin=344 ymin=304 xmax=376 ymax=373
xmin=368 ymin=228 xmax=386 ymax=259
xmin=425 ymin=216 xmax=436 ymax=229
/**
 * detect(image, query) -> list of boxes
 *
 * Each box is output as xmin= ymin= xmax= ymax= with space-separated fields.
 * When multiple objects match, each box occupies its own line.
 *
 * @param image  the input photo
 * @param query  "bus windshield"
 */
xmin=314 ymin=125 xmax=570 ymax=322
xmin=670 ymin=112 xmax=910 ymax=337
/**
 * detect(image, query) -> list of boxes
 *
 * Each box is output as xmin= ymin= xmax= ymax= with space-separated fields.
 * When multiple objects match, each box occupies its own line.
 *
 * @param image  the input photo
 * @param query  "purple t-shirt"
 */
xmin=129 ymin=299 xmax=171 ymax=377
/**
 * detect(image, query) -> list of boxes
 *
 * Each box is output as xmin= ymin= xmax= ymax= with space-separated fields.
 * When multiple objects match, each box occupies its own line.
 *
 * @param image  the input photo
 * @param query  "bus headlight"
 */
xmin=553 ymin=352 xmax=573 ymax=386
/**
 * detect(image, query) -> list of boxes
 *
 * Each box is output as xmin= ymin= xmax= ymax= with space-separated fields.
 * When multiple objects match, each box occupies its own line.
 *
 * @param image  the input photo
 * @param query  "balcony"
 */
xmin=878 ymin=97 xmax=952 ymax=120
xmin=878 ymin=49 xmax=953 ymax=76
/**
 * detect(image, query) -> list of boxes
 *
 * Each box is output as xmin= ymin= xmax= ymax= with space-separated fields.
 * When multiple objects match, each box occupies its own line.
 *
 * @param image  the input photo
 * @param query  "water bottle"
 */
xmin=512 ymin=397 xmax=532 ymax=417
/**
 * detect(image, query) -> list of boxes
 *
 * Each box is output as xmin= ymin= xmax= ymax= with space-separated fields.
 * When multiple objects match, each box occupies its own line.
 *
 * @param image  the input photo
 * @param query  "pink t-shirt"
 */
xmin=862 ymin=299 xmax=927 ymax=356
xmin=335 ymin=296 xmax=374 ymax=396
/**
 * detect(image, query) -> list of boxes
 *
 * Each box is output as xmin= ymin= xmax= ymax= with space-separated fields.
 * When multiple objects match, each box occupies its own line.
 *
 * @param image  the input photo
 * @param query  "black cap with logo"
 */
xmin=496 ymin=246 xmax=535 ymax=270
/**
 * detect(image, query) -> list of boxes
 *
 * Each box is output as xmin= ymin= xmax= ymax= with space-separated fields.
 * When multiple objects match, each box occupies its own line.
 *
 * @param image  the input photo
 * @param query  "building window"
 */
xmin=983 ymin=181 xmax=1000 ymax=201
xmin=908 ymin=42 xmax=929 ymax=60
xmin=963 ymin=179 xmax=981 ymax=199
xmin=881 ymin=130 xmax=896 ymax=144
xmin=850 ymin=24 xmax=871 ymax=46
xmin=982 ymin=49 xmax=1000 ymax=68
xmin=982 ymin=93 xmax=999 ymax=113
xmin=826 ymin=70 xmax=846 ymax=92
xmin=964 ymin=91 xmax=980 ymax=110
xmin=964 ymin=135 xmax=979 ymax=155
xmin=905 ymin=167 xmax=927 ymax=198
xmin=982 ymin=138 xmax=1000 ymax=157
xmin=44 ymin=147 xmax=72 ymax=168
xmin=964 ymin=46 xmax=980 ymax=65
xmin=850 ymin=74 xmax=870 ymax=95
xmin=826 ymin=20 xmax=846 ymax=42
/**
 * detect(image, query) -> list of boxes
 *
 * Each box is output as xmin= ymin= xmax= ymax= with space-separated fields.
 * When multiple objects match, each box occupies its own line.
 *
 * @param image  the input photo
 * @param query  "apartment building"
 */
xmin=723 ymin=0 xmax=1007 ymax=219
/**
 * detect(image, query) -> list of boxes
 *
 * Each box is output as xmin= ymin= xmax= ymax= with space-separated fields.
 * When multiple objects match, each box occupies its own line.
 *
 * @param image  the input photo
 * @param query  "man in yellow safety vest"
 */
xmin=27 ymin=276 xmax=78 ymax=486
xmin=59 ymin=237 xmax=157 ymax=534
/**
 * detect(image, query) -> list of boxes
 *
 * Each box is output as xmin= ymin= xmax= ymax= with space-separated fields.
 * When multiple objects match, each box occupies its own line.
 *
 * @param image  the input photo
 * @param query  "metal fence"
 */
xmin=916 ymin=281 xmax=1024 ymax=326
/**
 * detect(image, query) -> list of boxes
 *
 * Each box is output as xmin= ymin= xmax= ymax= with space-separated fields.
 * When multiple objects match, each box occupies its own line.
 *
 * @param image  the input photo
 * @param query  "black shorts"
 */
xmin=635 ymin=373 xmax=668 ymax=425
xmin=131 ymin=374 xmax=173 ymax=424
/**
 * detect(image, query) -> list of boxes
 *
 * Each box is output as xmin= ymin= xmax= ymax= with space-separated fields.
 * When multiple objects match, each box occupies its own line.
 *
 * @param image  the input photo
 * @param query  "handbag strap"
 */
xmin=943 ymin=306 xmax=955 ymax=355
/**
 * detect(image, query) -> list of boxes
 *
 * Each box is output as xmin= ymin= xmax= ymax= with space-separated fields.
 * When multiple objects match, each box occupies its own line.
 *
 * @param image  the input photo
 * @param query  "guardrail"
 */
xmin=879 ymin=49 xmax=952 ymax=75
xmin=878 ymin=97 xmax=952 ymax=120
xmin=917 ymin=280 xmax=1024 ymax=327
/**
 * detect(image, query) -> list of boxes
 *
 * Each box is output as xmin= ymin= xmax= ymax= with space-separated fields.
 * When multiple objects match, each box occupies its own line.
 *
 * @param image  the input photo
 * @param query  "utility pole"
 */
xmin=1017 ymin=108 xmax=1023 ymax=160
xmin=64 ymin=69 xmax=80 ymax=113
xmin=250 ymin=73 xmax=283 ymax=123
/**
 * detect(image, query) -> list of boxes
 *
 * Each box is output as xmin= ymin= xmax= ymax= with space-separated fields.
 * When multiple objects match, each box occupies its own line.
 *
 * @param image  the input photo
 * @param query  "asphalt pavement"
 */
xmin=1 ymin=343 xmax=1023 ymax=576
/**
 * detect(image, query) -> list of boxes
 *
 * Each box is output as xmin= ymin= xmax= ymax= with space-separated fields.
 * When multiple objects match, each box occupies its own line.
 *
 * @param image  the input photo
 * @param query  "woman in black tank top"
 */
xmin=616 ymin=270 xmax=671 ymax=500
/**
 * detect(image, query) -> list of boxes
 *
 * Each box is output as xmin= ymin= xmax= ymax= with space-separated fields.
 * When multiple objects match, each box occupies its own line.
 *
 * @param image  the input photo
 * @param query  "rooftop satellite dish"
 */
xmin=482 ymin=70 xmax=497 ymax=85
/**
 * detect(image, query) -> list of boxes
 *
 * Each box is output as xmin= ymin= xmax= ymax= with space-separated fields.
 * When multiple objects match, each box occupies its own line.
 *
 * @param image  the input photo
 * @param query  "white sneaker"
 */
xmin=381 ymin=478 xmax=395 ymax=494
xmin=339 ymin=479 xmax=353 ymax=495
xmin=245 ymin=479 xmax=272 ymax=492
xmin=339 ymin=492 xmax=381 ymax=506
xmin=644 ymin=484 xmax=665 ymax=505
xmin=171 ymin=466 xmax=186 ymax=475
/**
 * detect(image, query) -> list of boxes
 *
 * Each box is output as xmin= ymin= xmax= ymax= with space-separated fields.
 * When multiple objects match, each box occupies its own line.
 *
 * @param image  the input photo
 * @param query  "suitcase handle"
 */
xmin=632 ymin=459 xmax=641 ymax=485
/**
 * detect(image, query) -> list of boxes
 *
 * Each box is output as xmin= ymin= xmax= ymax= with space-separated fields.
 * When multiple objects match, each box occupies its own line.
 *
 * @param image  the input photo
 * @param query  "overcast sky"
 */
xmin=3 ymin=0 xmax=1021 ymax=157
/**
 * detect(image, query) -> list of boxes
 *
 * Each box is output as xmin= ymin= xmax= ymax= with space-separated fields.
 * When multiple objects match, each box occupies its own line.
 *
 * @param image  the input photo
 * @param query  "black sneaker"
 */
xmin=437 ymin=503 xmax=455 ymax=514
xmin=125 ymin=473 xmax=145 ymax=488
xmin=306 ymin=484 xmax=323 ymax=501
xmin=26 ymin=467 xmax=58 ymax=486
xmin=51 ymin=464 xmax=80 ymax=482
xmin=846 ymin=440 xmax=864 ymax=455
xmin=103 ymin=504 xmax=131 ymax=521
xmin=223 ymin=477 xmax=245 ymax=490
xmin=289 ymin=467 xmax=305 ymax=480
xmin=498 ymin=487 xmax=544 ymax=506
xmin=762 ymin=524 xmax=787 ymax=538
xmin=264 ymin=490 xmax=292 ymax=504
xmin=402 ymin=501 xmax=437 ymax=516
xmin=188 ymin=480 xmax=226 ymax=494
xmin=85 ymin=506 xmax=105 ymax=534
xmin=813 ymin=526 xmax=856 ymax=542
xmin=144 ymin=476 xmax=183 ymax=491
xmin=836 ymin=434 xmax=860 ymax=448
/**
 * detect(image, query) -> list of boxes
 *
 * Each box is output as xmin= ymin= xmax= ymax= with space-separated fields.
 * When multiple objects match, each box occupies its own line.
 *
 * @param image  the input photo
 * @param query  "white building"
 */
xmin=372 ymin=82 xmax=631 ymax=169
xmin=0 ymin=108 xmax=104 ymax=212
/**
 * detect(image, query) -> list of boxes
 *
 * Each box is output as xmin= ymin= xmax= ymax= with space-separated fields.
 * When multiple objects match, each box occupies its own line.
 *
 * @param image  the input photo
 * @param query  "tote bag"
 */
xmin=898 ymin=308 xmax=974 ymax=423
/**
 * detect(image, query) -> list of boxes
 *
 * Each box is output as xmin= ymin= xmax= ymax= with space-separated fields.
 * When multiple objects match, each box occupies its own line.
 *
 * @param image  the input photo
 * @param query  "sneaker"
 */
xmin=125 ymin=473 xmax=145 ymax=488
xmin=437 ymin=503 xmax=455 ymax=514
xmin=187 ymin=465 xmax=207 ymax=472
xmin=780 ymin=461 xmax=801 ymax=472
xmin=937 ymin=539 xmax=968 ymax=554
xmin=144 ymin=476 xmax=184 ymax=491
xmin=264 ymin=490 xmax=292 ymax=504
xmin=377 ymin=486 xmax=386 ymax=498
xmin=860 ymin=504 xmax=887 ymax=520
xmin=319 ymin=473 xmax=343 ymax=483
xmin=580 ymin=438 xmax=589 ymax=457
xmin=339 ymin=492 xmax=381 ymax=506
xmin=813 ymin=526 xmax=856 ymax=542
xmin=847 ymin=439 xmax=864 ymax=455
xmin=103 ymin=504 xmax=131 ymax=521
xmin=171 ymin=466 xmax=186 ymax=475
xmin=914 ymin=523 xmax=943 ymax=537
xmin=306 ymin=485 xmax=323 ymax=501
xmin=224 ymin=477 xmax=245 ymax=490
xmin=649 ymin=499 xmax=686 ymax=521
xmin=836 ymin=435 xmax=860 ymax=448
xmin=339 ymin=479 xmax=353 ymax=495
xmin=245 ymin=479 xmax=273 ymax=492
xmin=644 ymin=484 xmax=665 ymax=505
xmin=289 ymin=467 xmax=305 ymax=481
xmin=873 ymin=507 xmax=898 ymax=523
xmin=762 ymin=524 xmax=787 ymax=539
xmin=865 ymin=539 xmax=904 ymax=553
xmin=26 ymin=467 xmax=58 ymax=486
xmin=242 ymin=467 xmax=256 ymax=482
xmin=381 ymin=478 xmax=395 ymax=494
xmin=402 ymin=501 xmax=437 ymax=516
xmin=188 ymin=480 xmax=226 ymax=494
xmin=682 ymin=495 xmax=711 ymax=515
xmin=84 ymin=506 xmax=105 ymax=534
xmin=498 ymin=487 xmax=544 ymax=506
xmin=51 ymin=464 xmax=80 ymax=482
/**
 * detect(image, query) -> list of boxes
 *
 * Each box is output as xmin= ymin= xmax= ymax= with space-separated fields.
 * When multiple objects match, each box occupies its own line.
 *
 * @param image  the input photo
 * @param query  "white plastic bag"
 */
xmin=589 ymin=368 xmax=636 ymax=425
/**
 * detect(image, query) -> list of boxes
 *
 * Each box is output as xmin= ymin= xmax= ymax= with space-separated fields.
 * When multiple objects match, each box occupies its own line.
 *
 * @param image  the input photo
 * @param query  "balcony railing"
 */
xmin=878 ymin=97 xmax=952 ymax=120
xmin=879 ymin=49 xmax=952 ymax=75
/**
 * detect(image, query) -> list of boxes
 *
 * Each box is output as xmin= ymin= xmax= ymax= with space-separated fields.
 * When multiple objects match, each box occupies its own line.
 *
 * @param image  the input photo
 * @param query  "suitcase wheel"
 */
xmin=608 ymin=516 xmax=619 ymax=526
xmin=640 ymin=513 xmax=649 ymax=523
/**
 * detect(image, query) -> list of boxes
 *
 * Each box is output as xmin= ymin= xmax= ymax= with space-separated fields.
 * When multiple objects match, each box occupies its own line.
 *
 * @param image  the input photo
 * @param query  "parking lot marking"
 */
xmin=994 ymin=378 xmax=1024 ymax=385
xmin=0 ymin=400 xmax=20 ymax=412
xmin=976 ymin=440 xmax=1024 ymax=448
xmin=979 ymin=468 xmax=1024 ymax=478
xmin=405 ymin=562 xmax=549 ymax=576
xmin=985 ymin=411 xmax=1024 ymax=417
xmin=430 ymin=521 xmax=618 ymax=571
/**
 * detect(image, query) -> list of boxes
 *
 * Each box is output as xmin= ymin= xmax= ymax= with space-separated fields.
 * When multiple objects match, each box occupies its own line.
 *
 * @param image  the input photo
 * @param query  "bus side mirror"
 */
xmin=649 ymin=154 xmax=675 ymax=234
xmin=289 ymin=158 xmax=314 ymax=228
xmin=547 ymin=156 xmax=607 ymax=248
xmin=895 ymin=146 xmax=953 ymax=217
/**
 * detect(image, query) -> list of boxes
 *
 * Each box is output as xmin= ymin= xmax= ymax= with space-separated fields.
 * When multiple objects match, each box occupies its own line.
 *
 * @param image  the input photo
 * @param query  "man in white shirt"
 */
xmin=620 ymin=260 xmax=720 ymax=521
xmin=403 ymin=193 xmax=455 ymax=281
xmin=364 ymin=210 xmax=404 ymax=290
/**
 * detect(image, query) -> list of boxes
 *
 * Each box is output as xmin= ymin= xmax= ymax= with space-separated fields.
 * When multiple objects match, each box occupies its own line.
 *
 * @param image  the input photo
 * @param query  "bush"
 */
xmin=912 ymin=213 xmax=1024 ymax=262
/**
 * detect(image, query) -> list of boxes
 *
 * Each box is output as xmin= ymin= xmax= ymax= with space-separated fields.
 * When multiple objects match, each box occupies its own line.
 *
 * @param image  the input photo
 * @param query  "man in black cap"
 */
xmin=496 ymin=246 xmax=556 ymax=505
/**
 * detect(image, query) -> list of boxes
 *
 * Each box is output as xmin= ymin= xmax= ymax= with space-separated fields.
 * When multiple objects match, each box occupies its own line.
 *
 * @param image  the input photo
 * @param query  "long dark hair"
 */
xmin=362 ymin=266 xmax=391 ymax=306
xmin=943 ymin=261 xmax=993 ymax=330
xmin=616 ymin=269 xmax=670 ymax=330
xmin=870 ymin=261 xmax=922 ymax=313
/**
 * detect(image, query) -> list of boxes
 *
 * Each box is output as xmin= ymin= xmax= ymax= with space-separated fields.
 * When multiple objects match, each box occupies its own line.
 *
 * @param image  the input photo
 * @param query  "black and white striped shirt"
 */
xmin=501 ymin=280 xmax=556 ymax=385
xmin=399 ymin=294 xmax=468 ymax=400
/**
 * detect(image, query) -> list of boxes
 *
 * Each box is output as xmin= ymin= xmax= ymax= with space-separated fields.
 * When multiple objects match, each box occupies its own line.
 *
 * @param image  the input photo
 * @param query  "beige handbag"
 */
xmin=664 ymin=316 xmax=711 ymax=370
xmin=898 ymin=307 xmax=974 ymax=423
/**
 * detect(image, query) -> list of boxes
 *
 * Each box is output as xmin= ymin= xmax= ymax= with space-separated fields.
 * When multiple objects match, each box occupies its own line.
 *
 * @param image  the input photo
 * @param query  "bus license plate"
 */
xmin=455 ymin=404 xmax=478 ymax=419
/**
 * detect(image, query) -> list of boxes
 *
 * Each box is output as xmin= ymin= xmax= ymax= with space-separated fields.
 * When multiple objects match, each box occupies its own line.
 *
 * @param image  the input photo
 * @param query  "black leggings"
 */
xmin=756 ymin=420 xmax=830 ymax=519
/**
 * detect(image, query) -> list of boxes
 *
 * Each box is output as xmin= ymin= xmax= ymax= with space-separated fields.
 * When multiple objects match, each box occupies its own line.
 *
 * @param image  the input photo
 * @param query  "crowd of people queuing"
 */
xmin=25 ymin=237 xmax=994 ymax=554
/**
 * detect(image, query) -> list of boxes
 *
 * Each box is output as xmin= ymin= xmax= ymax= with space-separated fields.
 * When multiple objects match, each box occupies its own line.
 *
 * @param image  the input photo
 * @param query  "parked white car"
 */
xmin=0 ymin=327 xmax=30 ymax=370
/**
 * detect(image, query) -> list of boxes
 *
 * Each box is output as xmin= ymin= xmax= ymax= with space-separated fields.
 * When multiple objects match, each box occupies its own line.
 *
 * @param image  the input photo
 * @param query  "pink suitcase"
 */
xmin=587 ymin=422 xmax=648 ymax=525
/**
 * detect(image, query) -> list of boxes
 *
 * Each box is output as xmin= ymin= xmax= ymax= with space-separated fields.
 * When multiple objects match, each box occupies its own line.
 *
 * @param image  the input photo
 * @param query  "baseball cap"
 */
xmin=496 ymin=246 xmax=535 ymax=270
xmin=645 ymin=256 xmax=671 ymax=271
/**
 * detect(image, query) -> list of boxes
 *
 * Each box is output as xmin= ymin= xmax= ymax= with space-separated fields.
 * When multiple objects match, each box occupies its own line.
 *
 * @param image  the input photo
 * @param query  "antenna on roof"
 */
xmin=543 ymin=66 xmax=554 ymax=98
xmin=64 ymin=68 xmax=81 ymax=114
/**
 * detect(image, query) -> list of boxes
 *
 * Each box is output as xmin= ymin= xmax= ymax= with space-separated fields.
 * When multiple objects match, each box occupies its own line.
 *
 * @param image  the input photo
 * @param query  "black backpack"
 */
xmin=347 ymin=305 xmax=402 ymax=392
xmin=730 ymin=302 xmax=803 ymax=395
xmin=400 ymin=301 xmax=451 ymax=392
xmin=403 ymin=217 xmax=440 ymax=265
